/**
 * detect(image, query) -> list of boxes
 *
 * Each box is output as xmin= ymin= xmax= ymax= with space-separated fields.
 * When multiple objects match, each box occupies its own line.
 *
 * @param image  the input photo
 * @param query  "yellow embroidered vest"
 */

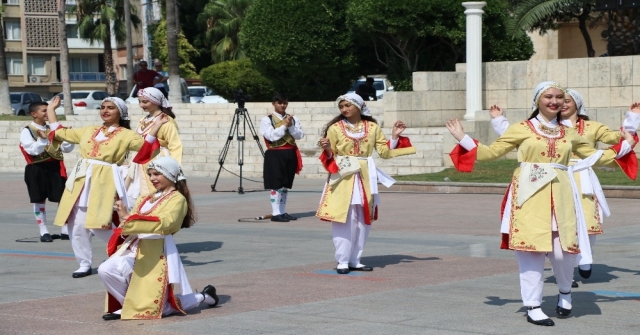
xmin=267 ymin=115 xmax=297 ymax=148
xmin=24 ymin=125 xmax=63 ymax=163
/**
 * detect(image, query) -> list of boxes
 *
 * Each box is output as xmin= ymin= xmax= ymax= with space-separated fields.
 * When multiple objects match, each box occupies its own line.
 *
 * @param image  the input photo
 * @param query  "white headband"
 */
xmin=531 ymin=81 xmax=565 ymax=111
xmin=565 ymin=89 xmax=587 ymax=116
xmin=102 ymin=97 xmax=129 ymax=120
xmin=138 ymin=87 xmax=173 ymax=110
xmin=336 ymin=93 xmax=371 ymax=116
xmin=147 ymin=156 xmax=186 ymax=183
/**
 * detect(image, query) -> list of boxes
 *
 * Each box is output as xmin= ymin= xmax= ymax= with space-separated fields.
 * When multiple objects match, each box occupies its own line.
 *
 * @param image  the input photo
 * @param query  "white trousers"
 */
xmin=332 ymin=205 xmax=371 ymax=268
xmin=98 ymin=251 xmax=200 ymax=315
xmin=67 ymin=206 xmax=113 ymax=268
xmin=516 ymin=232 xmax=575 ymax=307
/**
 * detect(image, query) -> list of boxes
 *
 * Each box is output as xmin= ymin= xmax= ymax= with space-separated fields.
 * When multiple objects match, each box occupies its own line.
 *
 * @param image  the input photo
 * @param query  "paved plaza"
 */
xmin=0 ymin=172 xmax=639 ymax=334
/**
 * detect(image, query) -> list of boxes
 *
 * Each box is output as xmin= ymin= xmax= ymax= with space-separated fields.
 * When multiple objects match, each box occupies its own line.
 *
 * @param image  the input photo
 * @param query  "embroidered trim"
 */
xmin=338 ymin=120 xmax=369 ymax=156
xmin=88 ymin=126 xmax=124 ymax=158
xmin=131 ymin=257 xmax=168 ymax=319
xmin=137 ymin=191 xmax=176 ymax=216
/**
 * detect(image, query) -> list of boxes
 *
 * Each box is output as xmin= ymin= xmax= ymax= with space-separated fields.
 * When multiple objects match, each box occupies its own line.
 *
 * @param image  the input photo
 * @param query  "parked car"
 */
xmin=11 ymin=92 xmax=44 ymax=115
xmin=125 ymin=78 xmax=191 ymax=105
xmin=187 ymin=86 xmax=229 ymax=104
xmin=51 ymin=91 xmax=111 ymax=115
xmin=347 ymin=78 xmax=394 ymax=100
xmin=199 ymin=89 xmax=229 ymax=104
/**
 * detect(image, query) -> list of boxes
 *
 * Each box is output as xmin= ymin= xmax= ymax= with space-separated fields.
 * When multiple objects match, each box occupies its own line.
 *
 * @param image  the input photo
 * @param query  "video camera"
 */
xmin=234 ymin=89 xmax=250 ymax=109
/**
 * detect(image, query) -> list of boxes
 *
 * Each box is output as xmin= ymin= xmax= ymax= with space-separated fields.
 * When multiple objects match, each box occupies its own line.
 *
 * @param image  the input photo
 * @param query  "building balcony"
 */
xmin=69 ymin=72 xmax=106 ymax=82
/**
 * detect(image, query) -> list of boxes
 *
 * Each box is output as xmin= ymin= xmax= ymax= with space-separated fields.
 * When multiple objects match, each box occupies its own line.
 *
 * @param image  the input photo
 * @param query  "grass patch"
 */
xmin=0 ymin=115 xmax=66 ymax=121
xmin=395 ymin=159 xmax=640 ymax=186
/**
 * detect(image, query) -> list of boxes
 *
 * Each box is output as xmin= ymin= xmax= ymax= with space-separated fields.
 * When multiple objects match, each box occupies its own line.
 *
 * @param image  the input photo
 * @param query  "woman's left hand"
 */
xmin=392 ymin=120 xmax=406 ymax=139
xmin=158 ymin=113 xmax=170 ymax=124
xmin=622 ymin=130 xmax=637 ymax=147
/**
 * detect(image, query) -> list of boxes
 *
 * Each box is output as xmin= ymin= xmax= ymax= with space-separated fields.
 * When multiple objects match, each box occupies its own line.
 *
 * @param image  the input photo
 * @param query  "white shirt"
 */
xmin=20 ymin=122 xmax=74 ymax=156
xmin=259 ymin=112 xmax=304 ymax=142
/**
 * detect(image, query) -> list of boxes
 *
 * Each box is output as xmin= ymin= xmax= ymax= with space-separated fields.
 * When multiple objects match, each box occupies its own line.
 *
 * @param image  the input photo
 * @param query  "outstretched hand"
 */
xmin=49 ymin=95 xmax=62 ymax=109
xmin=630 ymin=102 xmax=640 ymax=113
xmin=391 ymin=120 xmax=406 ymax=139
xmin=445 ymin=119 xmax=466 ymax=141
xmin=489 ymin=105 xmax=503 ymax=118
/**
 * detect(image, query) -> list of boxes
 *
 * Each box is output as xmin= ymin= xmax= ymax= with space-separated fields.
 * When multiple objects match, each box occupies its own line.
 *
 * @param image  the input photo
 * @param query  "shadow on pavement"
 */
xmin=362 ymin=254 xmax=441 ymax=269
xmin=178 ymin=241 xmax=223 ymax=253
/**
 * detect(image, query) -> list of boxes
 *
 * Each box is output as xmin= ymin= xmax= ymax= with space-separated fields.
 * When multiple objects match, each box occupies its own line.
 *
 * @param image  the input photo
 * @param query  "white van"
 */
xmin=347 ymin=78 xmax=394 ymax=100
xmin=125 ymin=78 xmax=191 ymax=104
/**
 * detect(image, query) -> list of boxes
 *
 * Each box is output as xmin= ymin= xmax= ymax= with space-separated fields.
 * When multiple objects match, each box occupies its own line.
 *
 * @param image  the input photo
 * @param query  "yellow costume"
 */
xmin=127 ymin=116 xmax=182 ymax=197
xmin=105 ymin=191 xmax=190 ymax=320
xmin=452 ymin=119 xmax=631 ymax=254
xmin=51 ymin=126 xmax=147 ymax=229
xmin=316 ymin=120 xmax=415 ymax=224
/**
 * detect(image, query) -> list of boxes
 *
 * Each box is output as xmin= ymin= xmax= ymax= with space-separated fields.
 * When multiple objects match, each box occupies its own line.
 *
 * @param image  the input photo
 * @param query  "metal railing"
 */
xmin=69 ymin=72 xmax=106 ymax=82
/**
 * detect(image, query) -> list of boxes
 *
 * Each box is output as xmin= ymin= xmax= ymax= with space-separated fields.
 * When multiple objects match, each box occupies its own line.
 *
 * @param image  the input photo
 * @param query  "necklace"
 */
xmin=150 ymin=189 xmax=175 ymax=203
xmin=100 ymin=125 xmax=119 ymax=137
xmin=343 ymin=120 xmax=364 ymax=133
xmin=535 ymin=117 xmax=561 ymax=136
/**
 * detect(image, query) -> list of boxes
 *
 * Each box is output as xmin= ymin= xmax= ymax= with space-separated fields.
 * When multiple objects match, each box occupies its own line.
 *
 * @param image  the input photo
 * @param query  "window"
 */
xmin=6 ymin=56 xmax=23 ymax=75
xmin=27 ymin=56 xmax=46 ymax=75
xmin=5 ymin=21 xmax=21 ymax=40
xmin=70 ymin=58 xmax=90 ymax=72
xmin=92 ymin=92 xmax=108 ymax=100
xmin=30 ymin=93 xmax=43 ymax=103
xmin=3 ymin=0 xmax=20 ymax=5
xmin=66 ymin=25 xmax=78 ymax=38
xmin=120 ymin=65 xmax=127 ymax=78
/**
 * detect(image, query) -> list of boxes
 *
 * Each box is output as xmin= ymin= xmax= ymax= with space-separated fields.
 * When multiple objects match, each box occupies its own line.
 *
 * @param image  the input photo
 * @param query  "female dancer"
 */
xmin=46 ymin=96 xmax=164 ymax=278
xmin=99 ymin=156 xmax=219 ymax=320
xmin=489 ymin=92 xmax=640 ymax=284
xmin=317 ymin=93 xmax=415 ymax=274
xmin=125 ymin=87 xmax=182 ymax=204
xmin=446 ymin=82 xmax=637 ymax=326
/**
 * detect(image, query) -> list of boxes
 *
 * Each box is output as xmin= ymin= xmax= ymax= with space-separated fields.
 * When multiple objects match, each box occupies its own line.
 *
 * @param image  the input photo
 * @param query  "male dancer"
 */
xmin=259 ymin=93 xmax=304 ymax=222
xmin=19 ymin=102 xmax=73 ymax=241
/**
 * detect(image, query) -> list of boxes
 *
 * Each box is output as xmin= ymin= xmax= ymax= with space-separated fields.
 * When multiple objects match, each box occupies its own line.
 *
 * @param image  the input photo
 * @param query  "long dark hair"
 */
xmin=528 ymin=109 xmax=562 ymax=124
xmin=175 ymin=180 xmax=196 ymax=228
xmin=161 ymin=107 xmax=176 ymax=119
xmin=577 ymin=114 xmax=590 ymax=121
xmin=119 ymin=119 xmax=131 ymax=129
xmin=321 ymin=114 xmax=378 ymax=137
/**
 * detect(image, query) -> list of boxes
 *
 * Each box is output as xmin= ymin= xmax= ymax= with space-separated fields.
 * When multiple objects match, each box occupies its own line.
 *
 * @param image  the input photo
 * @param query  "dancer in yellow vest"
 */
xmin=45 ymin=96 xmax=165 ymax=278
xmin=447 ymin=81 xmax=637 ymax=326
xmin=317 ymin=93 xmax=415 ymax=274
xmin=125 ymin=87 xmax=182 ymax=204
xmin=99 ymin=156 xmax=219 ymax=320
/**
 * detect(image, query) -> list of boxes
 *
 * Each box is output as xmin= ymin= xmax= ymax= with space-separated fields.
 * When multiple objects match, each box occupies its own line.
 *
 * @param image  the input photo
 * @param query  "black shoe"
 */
xmin=348 ymin=266 xmax=373 ymax=271
xmin=51 ymin=234 xmax=61 ymax=240
xmin=102 ymin=313 xmax=121 ymax=321
xmin=578 ymin=267 xmax=592 ymax=279
xmin=202 ymin=285 xmax=219 ymax=307
xmin=571 ymin=280 xmax=579 ymax=288
xmin=526 ymin=315 xmax=555 ymax=326
xmin=40 ymin=233 xmax=53 ymax=242
xmin=282 ymin=213 xmax=297 ymax=221
xmin=556 ymin=292 xmax=572 ymax=317
xmin=72 ymin=268 xmax=92 ymax=278
xmin=60 ymin=234 xmax=70 ymax=240
xmin=270 ymin=214 xmax=290 ymax=222
xmin=336 ymin=268 xmax=350 ymax=274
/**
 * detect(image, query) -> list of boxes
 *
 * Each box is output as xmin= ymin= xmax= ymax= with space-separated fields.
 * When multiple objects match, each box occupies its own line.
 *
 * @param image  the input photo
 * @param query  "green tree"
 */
xmin=200 ymin=58 xmax=275 ymax=101
xmin=198 ymin=0 xmax=253 ymax=63
xmin=508 ymin=0 xmax=604 ymax=57
xmin=74 ymin=0 xmax=141 ymax=95
xmin=241 ymin=0 xmax=359 ymax=101
xmin=150 ymin=20 xmax=200 ymax=78
xmin=347 ymin=0 xmax=533 ymax=89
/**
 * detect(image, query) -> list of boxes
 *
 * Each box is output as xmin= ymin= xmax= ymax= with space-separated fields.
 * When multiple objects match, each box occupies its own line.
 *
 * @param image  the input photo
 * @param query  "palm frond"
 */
xmin=508 ymin=0 xmax=578 ymax=35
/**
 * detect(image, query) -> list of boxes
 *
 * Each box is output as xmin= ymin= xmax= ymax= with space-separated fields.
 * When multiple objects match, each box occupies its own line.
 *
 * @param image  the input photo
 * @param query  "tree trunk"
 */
xmin=166 ymin=0 xmax=181 ymax=102
xmin=103 ymin=24 xmax=117 ymax=96
xmin=124 ymin=0 xmax=134 ymax=94
xmin=58 ymin=0 xmax=73 ymax=115
xmin=577 ymin=9 xmax=595 ymax=57
xmin=0 ymin=14 xmax=12 ymax=115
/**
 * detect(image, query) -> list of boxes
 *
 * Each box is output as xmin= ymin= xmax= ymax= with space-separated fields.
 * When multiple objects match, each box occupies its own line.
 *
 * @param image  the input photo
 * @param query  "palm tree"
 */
xmin=58 ymin=0 xmax=73 ymax=115
xmin=509 ymin=0 xmax=603 ymax=57
xmin=73 ymin=0 xmax=141 ymax=96
xmin=0 ymin=8 xmax=12 ymax=115
xmin=166 ymin=0 xmax=181 ymax=102
xmin=607 ymin=9 xmax=637 ymax=56
xmin=198 ymin=0 xmax=253 ymax=62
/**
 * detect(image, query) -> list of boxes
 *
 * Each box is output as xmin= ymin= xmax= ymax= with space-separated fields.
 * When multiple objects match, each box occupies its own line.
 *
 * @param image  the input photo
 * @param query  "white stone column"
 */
xmin=462 ymin=2 xmax=486 ymax=121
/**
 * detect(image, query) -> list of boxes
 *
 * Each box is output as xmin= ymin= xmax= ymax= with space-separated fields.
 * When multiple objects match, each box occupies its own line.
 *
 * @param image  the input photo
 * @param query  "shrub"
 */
xmin=199 ymin=59 xmax=276 ymax=102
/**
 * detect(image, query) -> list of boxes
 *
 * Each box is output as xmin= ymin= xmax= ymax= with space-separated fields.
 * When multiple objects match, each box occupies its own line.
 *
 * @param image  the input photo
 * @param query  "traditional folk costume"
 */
xmin=317 ymin=94 xmax=415 ymax=272
xmin=48 ymin=98 xmax=159 ymax=277
xmin=19 ymin=122 xmax=74 ymax=241
xmin=490 ymin=89 xmax=640 ymax=279
xmin=451 ymin=82 xmax=637 ymax=325
xmin=259 ymin=111 xmax=304 ymax=221
xmin=99 ymin=157 xmax=218 ymax=320
xmin=125 ymin=87 xmax=183 ymax=204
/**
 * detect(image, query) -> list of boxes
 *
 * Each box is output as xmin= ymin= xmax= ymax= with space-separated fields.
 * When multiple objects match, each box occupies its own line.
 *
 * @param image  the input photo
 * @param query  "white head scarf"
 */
xmin=102 ymin=97 xmax=129 ymax=121
xmin=138 ymin=87 xmax=173 ymax=110
xmin=147 ymin=156 xmax=186 ymax=183
xmin=531 ymin=81 xmax=565 ymax=111
xmin=336 ymin=93 xmax=371 ymax=116
xmin=565 ymin=89 xmax=587 ymax=116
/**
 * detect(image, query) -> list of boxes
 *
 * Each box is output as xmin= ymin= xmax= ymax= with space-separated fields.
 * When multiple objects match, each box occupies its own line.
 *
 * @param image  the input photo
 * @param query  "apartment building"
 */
xmin=2 ymin=0 xmax=113 ymax=99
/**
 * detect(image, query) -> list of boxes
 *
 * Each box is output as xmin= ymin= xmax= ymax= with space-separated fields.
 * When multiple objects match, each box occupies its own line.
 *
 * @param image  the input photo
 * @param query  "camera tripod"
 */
xmin=210 ymin=105 xmax=265 ymax=194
